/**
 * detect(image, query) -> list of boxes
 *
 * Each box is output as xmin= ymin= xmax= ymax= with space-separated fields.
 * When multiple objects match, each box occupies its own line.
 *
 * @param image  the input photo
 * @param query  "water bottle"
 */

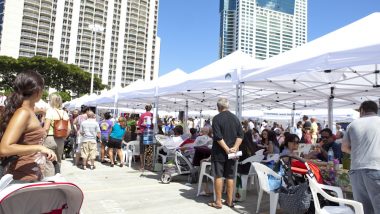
xmin=328 ymin=147 xmax=334 ymax=162
xmin=143 ymin=127 xmax=154 ymax=145
xmin=329 ymin=166 xmax=336 ymax=184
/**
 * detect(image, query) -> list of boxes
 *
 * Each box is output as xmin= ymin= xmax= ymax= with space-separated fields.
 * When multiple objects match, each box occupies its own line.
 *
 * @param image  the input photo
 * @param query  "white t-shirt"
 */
xmin=45 ymin=108 xmax=70 ymax=136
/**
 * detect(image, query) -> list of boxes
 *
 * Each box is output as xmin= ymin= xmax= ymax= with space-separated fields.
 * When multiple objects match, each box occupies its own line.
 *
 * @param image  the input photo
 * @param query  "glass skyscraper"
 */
xmin=219 ymin=0 xmax=307 ymax=60
xmin=0 ymin=0 xmax=160 ymax=88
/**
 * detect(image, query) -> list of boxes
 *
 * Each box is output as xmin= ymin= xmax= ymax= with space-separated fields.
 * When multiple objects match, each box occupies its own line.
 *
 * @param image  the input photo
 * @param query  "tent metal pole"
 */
xmin=153 ymin=96 xmax=159 ymax=134
xmin=291 ymin=103 xmax=296 ymax=130
xmin=328 ymin=87 xmax=334 ymax=129
xmin=235 ymin=83 xmax=242 ymax=120
xmin=184 ymin=99 xmax=189 ymax=133
xmin=153 ymin=86 xmax=159 ymax=135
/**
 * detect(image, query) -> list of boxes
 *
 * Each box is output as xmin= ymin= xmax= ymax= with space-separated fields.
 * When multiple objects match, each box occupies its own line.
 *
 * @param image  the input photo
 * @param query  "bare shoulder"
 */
xmin=13 ymin=108 xmax=32 ymax=120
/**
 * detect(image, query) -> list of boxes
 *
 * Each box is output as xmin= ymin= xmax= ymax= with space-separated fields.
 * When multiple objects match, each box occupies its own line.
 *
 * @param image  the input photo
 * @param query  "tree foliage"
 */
xmin=0 ymin=56 xmax=106 ymax=97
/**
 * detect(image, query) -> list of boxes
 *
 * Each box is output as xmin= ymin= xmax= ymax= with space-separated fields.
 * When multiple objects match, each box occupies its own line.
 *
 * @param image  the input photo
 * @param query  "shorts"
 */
xmin=108 ymin=137 xmax=122 ymax=149
xmin=139 ymin=134 xmax=145 ymax=155
xmin=81 ymin=141 xmax=97 ymax=160
xmin=101 ymin=135 xmax=109 ymax=145
xmin=211 ymin=159 xmax=236 ymax=179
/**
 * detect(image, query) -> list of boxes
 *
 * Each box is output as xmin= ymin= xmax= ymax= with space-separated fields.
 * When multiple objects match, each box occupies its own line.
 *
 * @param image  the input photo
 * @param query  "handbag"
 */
xmin=278 ymin=182 xmax=311 ymax=214
xmin=53 ymin=109 xmax=69 ymax=138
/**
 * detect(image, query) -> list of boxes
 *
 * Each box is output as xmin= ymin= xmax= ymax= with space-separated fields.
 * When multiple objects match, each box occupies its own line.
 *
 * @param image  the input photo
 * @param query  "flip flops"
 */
xmin=207 ymin=202 xmax=222 ymax=209
xmin=199 ymin=191 xmax=212 ymax=196
xmin=223 ymin=200 xmax=235 ymax=208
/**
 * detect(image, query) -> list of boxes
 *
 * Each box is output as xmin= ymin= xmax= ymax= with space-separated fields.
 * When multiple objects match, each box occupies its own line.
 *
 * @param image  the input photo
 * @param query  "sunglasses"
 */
xmin=321 ymin=136 xmax=329 ymax=139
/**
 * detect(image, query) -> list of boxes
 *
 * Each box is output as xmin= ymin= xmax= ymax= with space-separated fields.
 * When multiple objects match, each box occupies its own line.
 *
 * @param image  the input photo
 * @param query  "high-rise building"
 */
xmin=219 ymin=0 xmax=307 ymax=60
xmin=0 ymin=0 xmax=160 ymax=88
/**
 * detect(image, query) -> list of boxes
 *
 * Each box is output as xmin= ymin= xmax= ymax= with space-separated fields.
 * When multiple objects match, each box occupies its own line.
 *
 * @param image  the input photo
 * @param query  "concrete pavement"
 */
xmin=60 ymin=159 xmax=273 ymax=214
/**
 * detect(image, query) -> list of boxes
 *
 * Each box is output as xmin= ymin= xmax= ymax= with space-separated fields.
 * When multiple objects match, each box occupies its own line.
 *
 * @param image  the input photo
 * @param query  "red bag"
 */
xmin=291 ymin=160 xmax=324 ymax=184
xmin=53 ymin=109 xmax=68 ymax=138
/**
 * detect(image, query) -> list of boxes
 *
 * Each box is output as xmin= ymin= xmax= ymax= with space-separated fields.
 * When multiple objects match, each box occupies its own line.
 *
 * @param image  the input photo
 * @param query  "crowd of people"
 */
xmin=0 ymin=70 xmax=379 ymax=213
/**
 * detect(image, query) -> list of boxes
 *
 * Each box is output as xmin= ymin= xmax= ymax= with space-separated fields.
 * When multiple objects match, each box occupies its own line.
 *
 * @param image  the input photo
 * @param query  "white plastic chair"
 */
xmin=238 ymin=153 xmax=265 ymax=193
xmin=261 ymin=153 xmax=280 ymax=163
xmin=197 ymin=162 xmax=213 ymax=198
xmin=252 ymin=162 xmax=282 ymax=214
xmin=306 ymin=175 xmax=364 ymax=214
xmin=0 ymin=174 xmax=13 ymax=191
xmin=196 ymin=161 xmax=226 ymax=201
xmin=123 ymin=140 xmax=140 ymax=167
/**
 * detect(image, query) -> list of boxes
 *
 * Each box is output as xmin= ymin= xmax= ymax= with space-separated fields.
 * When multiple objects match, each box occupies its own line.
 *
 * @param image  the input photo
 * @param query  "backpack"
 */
xmin=53 ymin=109 xmax=69 ymax=138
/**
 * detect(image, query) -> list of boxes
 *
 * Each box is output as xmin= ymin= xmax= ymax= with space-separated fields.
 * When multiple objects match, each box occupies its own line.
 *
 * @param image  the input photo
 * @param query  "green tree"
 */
xmin=0 ymin=56 xmax=106 ymax=95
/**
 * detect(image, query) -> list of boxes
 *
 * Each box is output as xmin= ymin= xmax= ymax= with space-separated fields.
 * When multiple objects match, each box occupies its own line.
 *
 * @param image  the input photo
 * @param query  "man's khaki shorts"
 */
xmin=81 ymin=141 xmax=97 ymax=160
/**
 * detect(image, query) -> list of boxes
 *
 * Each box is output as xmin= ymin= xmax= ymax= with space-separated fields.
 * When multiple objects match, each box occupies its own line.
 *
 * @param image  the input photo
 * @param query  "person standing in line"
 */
xmin=43 ymin=93 xmax=71 ymax=171
xmin=342 ymin=100 xmax=380 ymax=214
xmin=79 ymin=111 xmax=101 ymax=170
xmin=73 ymin=105 xmax=89 ymax=167
xmin=137 ymin=104 xmax=153 ymax=170
xmin=107 ymin=116 xmax=128 ymax=167
xmin=310 ymin=116 xmax=318 ymax=144
xmin=208 ymin=98 xmax=243 ymax=209
xmin=98 ymin=112 xmax=113 ymax=163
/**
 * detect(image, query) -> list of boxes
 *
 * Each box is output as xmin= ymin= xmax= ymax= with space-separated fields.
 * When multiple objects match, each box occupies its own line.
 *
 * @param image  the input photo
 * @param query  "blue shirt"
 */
xmin=110 ymin=123 xmax=126 ymax=140
xmin=318 ymin=141 xmax=342 ymax=162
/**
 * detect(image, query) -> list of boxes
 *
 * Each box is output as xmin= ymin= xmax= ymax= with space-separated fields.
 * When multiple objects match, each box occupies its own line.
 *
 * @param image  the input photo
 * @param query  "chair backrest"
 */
xmin=267 ymin=154 xmax=280 ymax=162
xmin=255 ymin=149 xmax=265 ymax=155
xmin=306 ymin=175 xmax=364 ymax=214
xmin=127 ymin=140 xmax=140 ymax=155
xmin=241 ymin=154 xmax=265 ymax=165
xmin=252 ymin=162 xmax=282 ymax=193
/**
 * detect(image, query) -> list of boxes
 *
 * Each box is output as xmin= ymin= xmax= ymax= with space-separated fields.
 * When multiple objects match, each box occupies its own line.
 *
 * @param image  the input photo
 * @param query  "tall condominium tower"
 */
xmin=0 ymin=0 xmax=160 ymax=88
xmin=219 ymin=0 xmax=307 ymax=59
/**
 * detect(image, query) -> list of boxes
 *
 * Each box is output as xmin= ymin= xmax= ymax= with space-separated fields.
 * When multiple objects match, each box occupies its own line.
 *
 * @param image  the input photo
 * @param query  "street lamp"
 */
xmin=88 ymin=23 xmax=104 ymax=94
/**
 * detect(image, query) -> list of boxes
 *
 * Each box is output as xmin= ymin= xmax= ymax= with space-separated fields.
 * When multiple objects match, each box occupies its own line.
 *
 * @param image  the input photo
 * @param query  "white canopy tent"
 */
xmin=240 ymin=12 xmax=380 ymax=127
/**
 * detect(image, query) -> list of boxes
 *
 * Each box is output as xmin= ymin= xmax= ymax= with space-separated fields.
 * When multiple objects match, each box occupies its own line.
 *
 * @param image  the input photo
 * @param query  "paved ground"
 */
xmin=61 ymin=158 xmax=274 ymax=214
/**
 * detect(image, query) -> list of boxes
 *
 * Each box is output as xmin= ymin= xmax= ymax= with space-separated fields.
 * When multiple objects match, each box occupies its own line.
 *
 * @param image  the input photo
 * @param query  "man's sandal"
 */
xmin=207 ymin=202 xmax=222 ymax=209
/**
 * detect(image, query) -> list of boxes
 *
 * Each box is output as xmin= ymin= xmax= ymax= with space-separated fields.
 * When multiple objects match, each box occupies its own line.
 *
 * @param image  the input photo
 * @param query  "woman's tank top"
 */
xmin=6 ymin=127 xmax=46 ymax=181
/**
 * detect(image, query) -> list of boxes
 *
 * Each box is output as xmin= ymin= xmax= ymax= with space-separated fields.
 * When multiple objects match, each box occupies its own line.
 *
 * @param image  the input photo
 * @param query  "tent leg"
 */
xmin=328 ymin=97 xmax=333 ymax=129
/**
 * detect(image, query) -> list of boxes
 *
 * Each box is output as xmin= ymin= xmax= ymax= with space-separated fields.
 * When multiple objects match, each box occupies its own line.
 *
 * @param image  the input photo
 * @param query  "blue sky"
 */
xmin=157 ymin=0 xmax=380 ymax=76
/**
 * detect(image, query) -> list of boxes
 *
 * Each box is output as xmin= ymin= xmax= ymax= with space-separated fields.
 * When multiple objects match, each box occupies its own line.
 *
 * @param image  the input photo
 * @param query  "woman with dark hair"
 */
xmin=267 ymin=130 xmax=280 ymax=154
xmin=280 ymin=134 xmax=300 ymax=156
xmin=259 ymin=129 xmax=280 ymax=155
xmin=0 ymin=70 xmax=56 ymax=181
xmin=238 ymin=129 xmax=259 ymax=174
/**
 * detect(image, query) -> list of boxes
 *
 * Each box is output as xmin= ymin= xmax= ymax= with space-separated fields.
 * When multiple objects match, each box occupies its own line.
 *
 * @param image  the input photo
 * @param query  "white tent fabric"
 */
xmin=242 ymin=12 xmax=380 ymax=82
xmin=66 ymin=94 xmax=97 ymax=110
xmin=177 ymin=50 xmax=263 ymax=92
xmin=67 ymin=13 xmax=380 ymax=119
xmin=118 ymin=68 xmax=188 ymax=100
xmin=35 ymin=99 xmax=49 ymax=109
